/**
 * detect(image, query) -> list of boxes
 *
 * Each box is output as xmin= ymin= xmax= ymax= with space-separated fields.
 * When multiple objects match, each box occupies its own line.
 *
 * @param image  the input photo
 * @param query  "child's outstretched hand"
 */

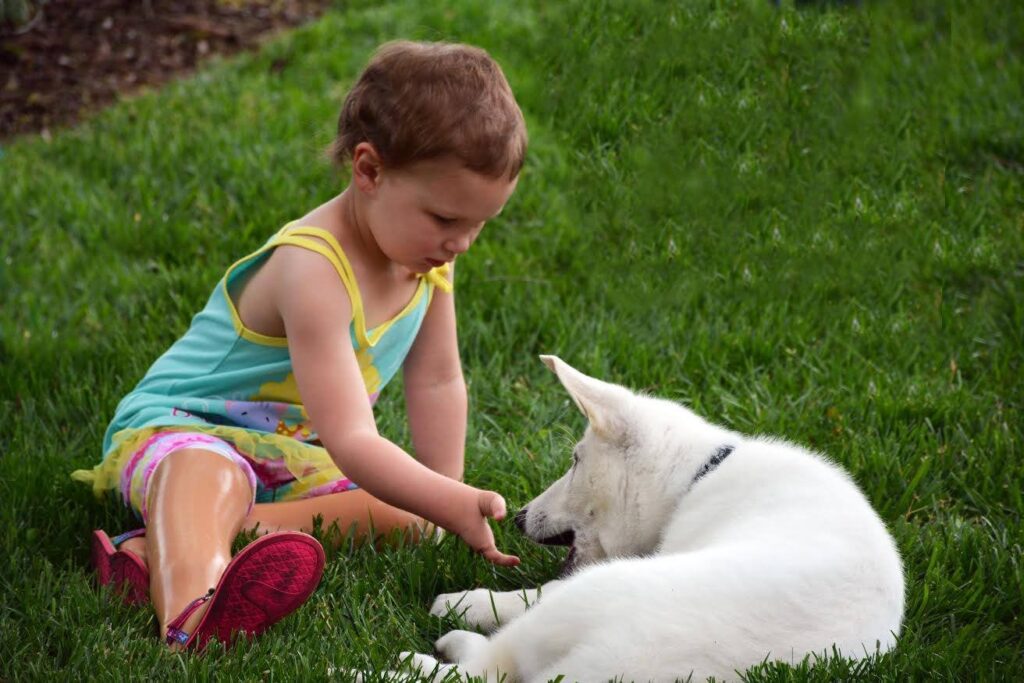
xmin=453 ymin=489 xmax=521 ymax=567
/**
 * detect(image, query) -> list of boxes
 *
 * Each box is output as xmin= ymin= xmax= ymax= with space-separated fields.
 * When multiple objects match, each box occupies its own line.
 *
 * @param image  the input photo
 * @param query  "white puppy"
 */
xmin=402 ymin=356 xmax=904 ymax=682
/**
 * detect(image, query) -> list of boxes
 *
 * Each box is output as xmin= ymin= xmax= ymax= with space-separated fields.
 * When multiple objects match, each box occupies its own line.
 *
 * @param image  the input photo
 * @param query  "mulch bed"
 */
xmin=0 ymin=0 xmax=333 ymax=142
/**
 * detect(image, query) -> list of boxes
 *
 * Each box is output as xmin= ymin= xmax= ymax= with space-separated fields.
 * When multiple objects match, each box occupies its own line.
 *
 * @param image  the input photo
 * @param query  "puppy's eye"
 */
xmin=572 ymin=448 xmax=580 ymax=465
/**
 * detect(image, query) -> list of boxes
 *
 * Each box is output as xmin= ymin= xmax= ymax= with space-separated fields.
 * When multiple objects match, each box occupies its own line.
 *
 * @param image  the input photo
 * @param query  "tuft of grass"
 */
xmin=2 ymin=0 xmax=1022 ymax=679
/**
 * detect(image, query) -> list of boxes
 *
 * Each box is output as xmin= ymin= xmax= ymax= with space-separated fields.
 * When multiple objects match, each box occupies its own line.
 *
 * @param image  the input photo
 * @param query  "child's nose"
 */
xmin=444 ymin=233 xmax=473 ymax=255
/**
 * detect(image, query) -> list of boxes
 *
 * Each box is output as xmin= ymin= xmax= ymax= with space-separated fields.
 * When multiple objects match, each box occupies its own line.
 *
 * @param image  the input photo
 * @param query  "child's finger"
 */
xmin=481 ymin=546 xmax=520 ymax=566
xmin=490 ymin=495 xmax=507 ymax=520
xmin=478 ymin=491 xmax=507 ymax=520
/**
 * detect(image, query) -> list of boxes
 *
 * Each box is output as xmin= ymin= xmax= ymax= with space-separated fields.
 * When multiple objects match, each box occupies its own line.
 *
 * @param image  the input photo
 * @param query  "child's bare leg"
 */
xmin=145 ymin=448 xmax=253 ymax=643
xmin=243 ymin=489 xmax=435 ymax=545
xmin=116 ymin=485 xmax=433 ymax=566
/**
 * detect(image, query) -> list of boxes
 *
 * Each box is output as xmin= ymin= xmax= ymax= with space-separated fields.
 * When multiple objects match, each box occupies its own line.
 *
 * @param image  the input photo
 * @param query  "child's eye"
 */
xmin=431 ymin=213 xmax=457 ymax=225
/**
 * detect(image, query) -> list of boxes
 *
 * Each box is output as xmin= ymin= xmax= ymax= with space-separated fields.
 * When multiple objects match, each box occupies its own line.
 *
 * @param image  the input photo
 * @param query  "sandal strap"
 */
xmin=110 ymin=528 xmax=146 ymax=547
xmin=165 ymin=588 xmax=215 ymax=646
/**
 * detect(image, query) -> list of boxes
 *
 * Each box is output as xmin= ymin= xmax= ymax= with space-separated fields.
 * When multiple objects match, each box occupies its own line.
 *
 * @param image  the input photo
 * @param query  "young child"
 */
xmin=72 ymin=40 xmax=526 ymax=650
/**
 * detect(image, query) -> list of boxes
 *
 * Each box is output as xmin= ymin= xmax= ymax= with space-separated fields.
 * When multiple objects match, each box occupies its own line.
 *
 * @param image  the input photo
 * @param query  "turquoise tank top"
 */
xmin=72 ymin=224 xmax=452 ymax=498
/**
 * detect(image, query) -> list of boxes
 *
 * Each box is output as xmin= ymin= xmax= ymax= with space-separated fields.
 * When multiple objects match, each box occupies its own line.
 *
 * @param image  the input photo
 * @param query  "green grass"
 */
xmin=2 ymin=0 xmax=1022 ymax=679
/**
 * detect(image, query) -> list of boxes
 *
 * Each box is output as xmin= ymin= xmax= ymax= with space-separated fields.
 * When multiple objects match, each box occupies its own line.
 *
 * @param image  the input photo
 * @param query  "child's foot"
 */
xmin=163 ymin=531 xmax=325 ymax=651
xmin=92 ymin=529 xmax=150 ymax=605
xmin=120 ymin=535 xmax=148 ymax=566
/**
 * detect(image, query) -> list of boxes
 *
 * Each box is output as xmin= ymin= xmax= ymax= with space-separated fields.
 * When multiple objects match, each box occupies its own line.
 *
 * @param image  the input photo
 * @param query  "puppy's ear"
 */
xmin=540 ymin=355 xmax=629 ymax=438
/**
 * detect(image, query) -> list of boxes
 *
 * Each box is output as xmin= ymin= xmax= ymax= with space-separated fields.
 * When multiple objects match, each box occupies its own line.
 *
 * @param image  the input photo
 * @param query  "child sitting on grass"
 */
xmin=72 ymin=39 xmax=526 ymax=650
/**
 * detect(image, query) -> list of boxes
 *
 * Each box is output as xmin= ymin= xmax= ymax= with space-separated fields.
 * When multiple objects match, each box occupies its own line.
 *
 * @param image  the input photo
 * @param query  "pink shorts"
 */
xmin=121 ymin=432 xmax=259 ymax=524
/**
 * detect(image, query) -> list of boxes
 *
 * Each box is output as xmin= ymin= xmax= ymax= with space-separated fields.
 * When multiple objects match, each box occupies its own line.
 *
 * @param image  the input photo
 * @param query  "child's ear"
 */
xmin=351 ymin=142 xmax=383 ymax=194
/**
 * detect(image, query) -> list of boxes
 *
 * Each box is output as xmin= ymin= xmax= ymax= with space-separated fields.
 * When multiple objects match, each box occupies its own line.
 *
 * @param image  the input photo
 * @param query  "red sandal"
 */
xmin=92 ymin=528 xmax=150 ymax=605
xmin=164 ymin=531 xmax=325 ymax=650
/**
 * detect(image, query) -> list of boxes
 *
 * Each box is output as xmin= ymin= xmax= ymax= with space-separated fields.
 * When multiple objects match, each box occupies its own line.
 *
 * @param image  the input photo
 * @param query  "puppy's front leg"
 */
xmin=430 ymin=581 xmax=562 ymax=632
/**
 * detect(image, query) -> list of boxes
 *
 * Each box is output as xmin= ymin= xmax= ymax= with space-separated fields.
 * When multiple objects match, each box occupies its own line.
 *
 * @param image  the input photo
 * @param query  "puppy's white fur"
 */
xmin=407 ymin=356 xmax=905 ymax=682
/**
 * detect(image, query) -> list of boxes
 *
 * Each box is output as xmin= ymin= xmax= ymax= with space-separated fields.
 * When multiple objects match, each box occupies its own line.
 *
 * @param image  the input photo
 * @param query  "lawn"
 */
xmin=2 ymin=0 xmax=1022 ymax=680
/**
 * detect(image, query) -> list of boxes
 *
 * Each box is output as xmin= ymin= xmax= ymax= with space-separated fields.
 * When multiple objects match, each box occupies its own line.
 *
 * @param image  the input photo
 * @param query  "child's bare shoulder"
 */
xmin=272 ymin=237 xmax=351 ymax=309
xmin=276 ymin=200 xmax=350 ymax=290
xmin=234 ymin=227 xmax=351 ymax=339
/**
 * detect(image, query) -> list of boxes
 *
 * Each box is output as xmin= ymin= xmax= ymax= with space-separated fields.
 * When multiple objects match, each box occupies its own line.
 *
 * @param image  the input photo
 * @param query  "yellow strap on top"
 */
xmin=425 ymin=263 xmax=453 ymax=293
xmin=281 ymin=226 xmax=452 ymax=294
xmin=268 ymin=229 xmax=372 ymax=349
xmin=269 ymin=225 xmax=452 ymax=348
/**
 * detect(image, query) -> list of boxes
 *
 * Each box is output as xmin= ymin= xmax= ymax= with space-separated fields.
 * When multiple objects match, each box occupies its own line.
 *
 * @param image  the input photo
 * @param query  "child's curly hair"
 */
xmin=329 ymin=40 xmax=527 ymax=180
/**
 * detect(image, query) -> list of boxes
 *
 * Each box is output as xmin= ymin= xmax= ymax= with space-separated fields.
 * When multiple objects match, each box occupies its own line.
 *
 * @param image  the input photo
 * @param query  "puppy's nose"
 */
xmin=514 ymin=507 xmax=528 ymax=533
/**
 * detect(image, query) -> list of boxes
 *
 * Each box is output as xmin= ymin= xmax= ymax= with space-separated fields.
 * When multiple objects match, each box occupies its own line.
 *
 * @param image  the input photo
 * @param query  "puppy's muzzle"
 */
xmin=514 ymin=507 xmax=575 ymax=546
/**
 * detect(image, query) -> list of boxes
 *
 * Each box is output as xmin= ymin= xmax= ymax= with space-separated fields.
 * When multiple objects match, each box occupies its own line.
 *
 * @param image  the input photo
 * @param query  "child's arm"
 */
xmin=402 ymin=266 xmax=465 ymax=482
xmin=275 ymin=247 xmax=518 ymax=566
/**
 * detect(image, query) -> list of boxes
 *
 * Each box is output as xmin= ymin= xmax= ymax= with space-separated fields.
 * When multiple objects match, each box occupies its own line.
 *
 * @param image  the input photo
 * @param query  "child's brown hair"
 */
xmin=329 ymin=41 xmax=527 ymax=180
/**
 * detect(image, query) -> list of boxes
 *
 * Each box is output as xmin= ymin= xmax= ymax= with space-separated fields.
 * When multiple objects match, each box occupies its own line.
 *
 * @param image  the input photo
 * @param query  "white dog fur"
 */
xmin=394 ymin=355 xmax=905 ymax=682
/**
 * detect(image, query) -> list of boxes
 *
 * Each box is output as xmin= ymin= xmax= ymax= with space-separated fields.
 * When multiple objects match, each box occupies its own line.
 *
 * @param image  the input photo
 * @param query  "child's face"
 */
xmin=361 ymin=155 xmax=519 ymax=273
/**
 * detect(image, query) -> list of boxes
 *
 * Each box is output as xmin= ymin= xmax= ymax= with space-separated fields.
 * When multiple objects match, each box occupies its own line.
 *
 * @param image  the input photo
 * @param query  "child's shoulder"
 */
xmin=272 ymin=235 xmax=347 ymax=286
xmin=271 ymin=220 xmax=357 ymax=301
xmin=234 ymin=220 xmax=353 ymax=338
xmin=270 ymin=200 xmax=354 ymax=284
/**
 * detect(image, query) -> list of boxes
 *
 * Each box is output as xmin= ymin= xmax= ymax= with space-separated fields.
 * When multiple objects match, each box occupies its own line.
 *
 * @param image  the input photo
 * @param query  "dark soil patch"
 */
xmin=0 ymin=0 xmax=333 ymax=142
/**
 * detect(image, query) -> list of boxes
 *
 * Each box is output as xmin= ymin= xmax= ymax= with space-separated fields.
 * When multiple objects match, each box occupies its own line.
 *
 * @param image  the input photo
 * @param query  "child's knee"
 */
xmin=146 ymin=447 xmax=256 ymax=522
xmin=133 ymin=434 xmax=258 ymax=523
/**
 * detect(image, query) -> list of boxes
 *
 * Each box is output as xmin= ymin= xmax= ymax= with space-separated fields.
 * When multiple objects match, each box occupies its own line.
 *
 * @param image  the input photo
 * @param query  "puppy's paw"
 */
xmin=397 ymin=652 xmax=456 ymax=681
xmin=430 ymin=589 xmax=500 ymax=631
xmin=435 ymin=630 xmax=488 ymax=664
xmin=429 ymin=590 xmax=471 ymax=617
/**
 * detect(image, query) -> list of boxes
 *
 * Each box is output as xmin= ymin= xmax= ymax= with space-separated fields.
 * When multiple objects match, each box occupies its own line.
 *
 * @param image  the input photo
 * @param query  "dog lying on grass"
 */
xmin=400 ymin=355 xmax=905 ymax=682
